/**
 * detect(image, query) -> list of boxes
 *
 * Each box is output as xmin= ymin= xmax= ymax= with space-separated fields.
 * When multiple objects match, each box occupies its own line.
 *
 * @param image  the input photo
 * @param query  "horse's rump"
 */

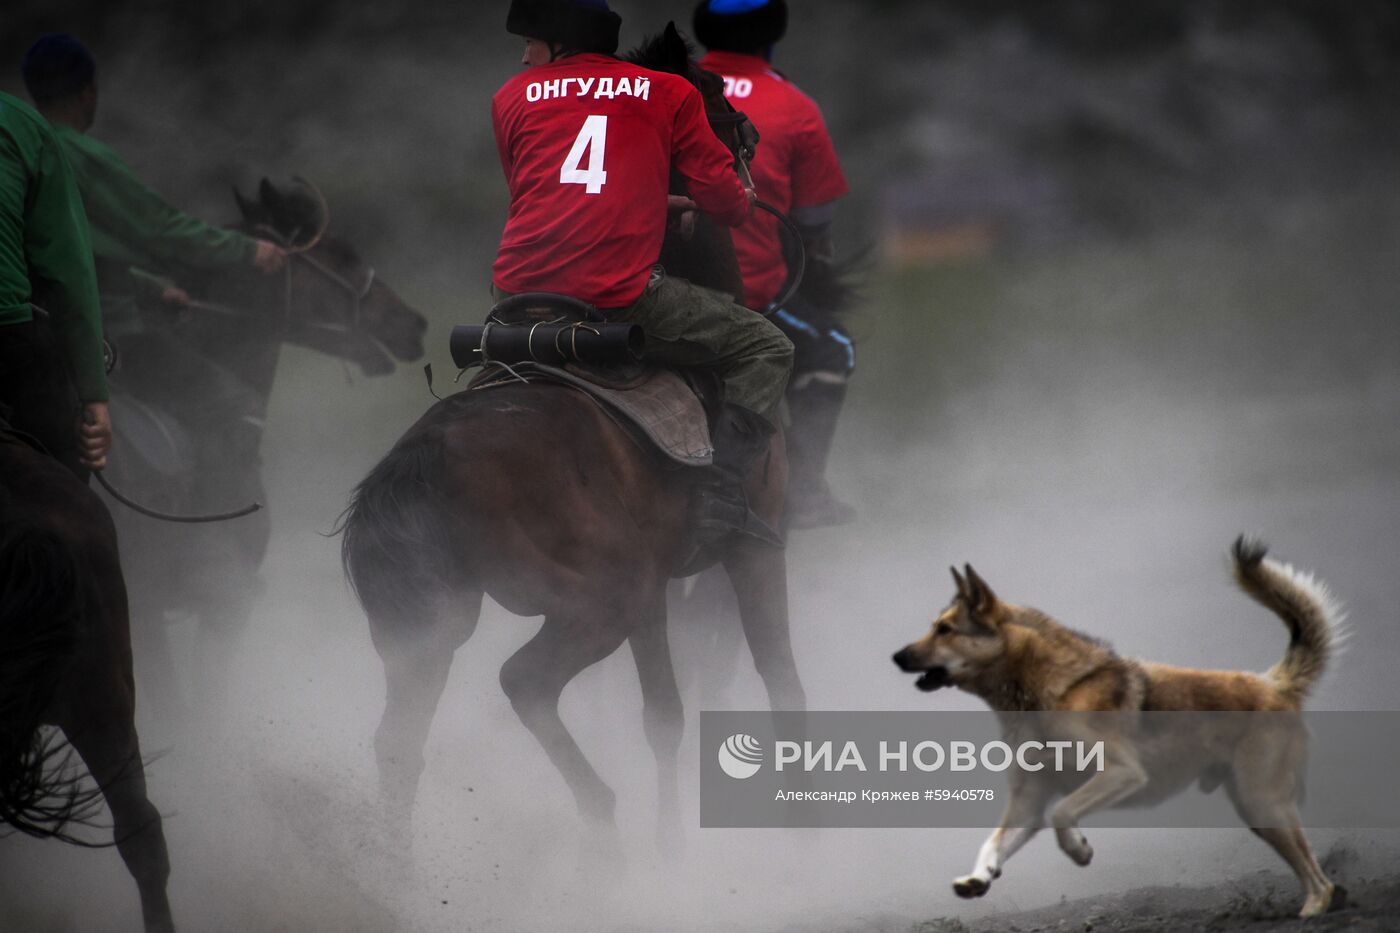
xmin=341 ymin=384 xmax=688 ymax=629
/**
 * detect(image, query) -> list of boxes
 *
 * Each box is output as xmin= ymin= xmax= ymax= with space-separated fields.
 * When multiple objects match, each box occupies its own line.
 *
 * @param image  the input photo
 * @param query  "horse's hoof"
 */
xmin=952 ymin=875 xmax=990 ymax=898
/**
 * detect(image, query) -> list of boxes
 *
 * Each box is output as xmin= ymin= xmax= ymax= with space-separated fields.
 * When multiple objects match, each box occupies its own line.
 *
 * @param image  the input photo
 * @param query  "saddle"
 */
xmin=457 ymin=293 xmax=721 ymax=468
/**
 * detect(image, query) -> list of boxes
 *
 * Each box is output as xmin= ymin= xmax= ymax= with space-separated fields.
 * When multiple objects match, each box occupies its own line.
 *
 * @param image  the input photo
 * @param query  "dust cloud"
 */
xmin=2 ymin=1 xmax=1398 ymax=931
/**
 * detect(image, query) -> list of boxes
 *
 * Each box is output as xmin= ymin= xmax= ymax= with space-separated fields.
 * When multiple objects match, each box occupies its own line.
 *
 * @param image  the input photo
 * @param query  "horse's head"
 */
xmin=626 ymin=23 xmax=755 ymax=167
xmin=233 ymin=178 xmax=428 ymax=375
xmin=625 ymin=23 xmax=752 ymax=299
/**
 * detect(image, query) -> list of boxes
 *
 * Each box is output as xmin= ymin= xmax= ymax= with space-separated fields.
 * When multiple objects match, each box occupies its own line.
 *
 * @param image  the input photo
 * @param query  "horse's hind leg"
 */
xmin=371 ymin=589 xmax=482 ymax=833
xmin=724 ymin=542 xmax=806 ymax=712
xmin=628 ymin=595 xmax=684 ymax=854
xmin=62 ymin=678 xmax=173 ymax=933
xmin=499 ymin=609 xmax=631 ymax=827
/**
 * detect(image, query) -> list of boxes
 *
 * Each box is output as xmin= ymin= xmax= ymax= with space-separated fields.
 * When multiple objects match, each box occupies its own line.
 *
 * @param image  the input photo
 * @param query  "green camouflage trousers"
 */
xmin=616 ymin=269 xmax=793 ymax=420
xmin=495 ymin=269 xmax=793 ymax=419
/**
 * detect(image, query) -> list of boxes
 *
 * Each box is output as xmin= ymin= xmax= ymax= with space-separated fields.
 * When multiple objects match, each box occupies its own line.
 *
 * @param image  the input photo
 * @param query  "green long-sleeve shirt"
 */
xmin=0 ymin=92 xmax=108 ymax=402
xmin=50 ymin=122 xmax=255 ymax=286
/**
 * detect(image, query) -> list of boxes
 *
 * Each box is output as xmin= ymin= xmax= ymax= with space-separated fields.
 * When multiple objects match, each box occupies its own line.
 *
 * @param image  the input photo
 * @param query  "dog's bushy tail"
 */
xmin=1231 ymin=535 xmax=1344 ymax=701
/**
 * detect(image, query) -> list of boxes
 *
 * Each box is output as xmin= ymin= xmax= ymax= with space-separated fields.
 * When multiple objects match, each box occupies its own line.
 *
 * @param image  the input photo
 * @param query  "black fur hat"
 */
xmin=692 ymin=0 xmax=788 ymax=53
xmin=507 ymin=0 xmax=622 ymax=56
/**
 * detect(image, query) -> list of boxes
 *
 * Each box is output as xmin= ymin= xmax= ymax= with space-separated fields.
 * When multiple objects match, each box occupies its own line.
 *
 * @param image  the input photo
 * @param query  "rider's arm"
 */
xmin=55 ymin=128 xmax=257 ymax=274
xmin=127 ymin=266 xmax=179 ymax=305
xmin=24 ymin=127 xmax=109 ymax=404
xmin=670 ymin=85 xmax=750 ymax=228
xmin=788 ymin=95 xmax=848 ymax=268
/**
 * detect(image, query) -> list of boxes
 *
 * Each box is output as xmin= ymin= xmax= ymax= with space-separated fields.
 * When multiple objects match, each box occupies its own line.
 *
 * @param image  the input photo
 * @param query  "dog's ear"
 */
xmin=963 ymin=564 xmax=998 ymax=615
xmin=950 ymin=566 xmax=969 ymax=602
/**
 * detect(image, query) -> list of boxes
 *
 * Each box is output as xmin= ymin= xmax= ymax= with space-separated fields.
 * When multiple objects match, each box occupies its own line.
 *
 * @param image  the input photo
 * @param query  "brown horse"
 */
xmin=340 ymin=25 xmax=805 ymax=845
xmin=0 ymin=432 xmax=172 ymax=932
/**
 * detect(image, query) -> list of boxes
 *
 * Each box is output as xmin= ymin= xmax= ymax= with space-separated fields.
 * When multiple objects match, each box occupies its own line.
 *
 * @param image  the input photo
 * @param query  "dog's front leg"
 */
xmin=953 ymin=778 xmax=1048 ymax=898
xmin=1049 ymin=745 xmax=1147 ymax=867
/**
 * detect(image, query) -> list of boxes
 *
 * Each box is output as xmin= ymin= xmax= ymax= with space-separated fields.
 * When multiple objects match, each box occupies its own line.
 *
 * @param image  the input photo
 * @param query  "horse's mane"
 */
xmin=623 ymin=24 xmax=867 ymax=328
xmin=624 ymin=29 xmax=696 ymax=74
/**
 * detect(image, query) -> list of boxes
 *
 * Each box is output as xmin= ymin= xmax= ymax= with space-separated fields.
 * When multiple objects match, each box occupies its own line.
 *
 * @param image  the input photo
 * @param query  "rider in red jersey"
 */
xmin=495 ymin=0 xmax=795 ymax=553
xmin=695 ymin=0 xmax=857 ymax=529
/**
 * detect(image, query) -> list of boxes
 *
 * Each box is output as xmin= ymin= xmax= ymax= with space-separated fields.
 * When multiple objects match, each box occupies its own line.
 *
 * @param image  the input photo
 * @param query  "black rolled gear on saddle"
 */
xmin=507 ymin=0 xmax=622 ymax=56
xmin=692 ymin=0 xmax=788 ymax=52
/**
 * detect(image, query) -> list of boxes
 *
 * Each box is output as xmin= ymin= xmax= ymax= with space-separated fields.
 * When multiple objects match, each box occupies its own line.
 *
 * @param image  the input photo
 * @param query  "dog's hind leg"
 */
xmin=1227 ymin=732 xmax=1342 ymax=917
xmin=1251 ymin=823 xmax=1340 ymax=918
xmin=953 ymin=778 xmax=1049 ymax=898
xmin=1226 ymin=779 xmax=1340 ymax=917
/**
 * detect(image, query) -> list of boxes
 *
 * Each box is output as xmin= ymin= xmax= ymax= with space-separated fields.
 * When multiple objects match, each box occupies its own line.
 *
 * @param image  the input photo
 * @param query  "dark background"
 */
xmin=2 ymin=2 xmax=1399 ymax=931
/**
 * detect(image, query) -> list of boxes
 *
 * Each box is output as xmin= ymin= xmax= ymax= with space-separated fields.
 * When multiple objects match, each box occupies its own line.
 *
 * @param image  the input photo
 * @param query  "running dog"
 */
xmin=892 ymin=537 xmax=1344 ymax=918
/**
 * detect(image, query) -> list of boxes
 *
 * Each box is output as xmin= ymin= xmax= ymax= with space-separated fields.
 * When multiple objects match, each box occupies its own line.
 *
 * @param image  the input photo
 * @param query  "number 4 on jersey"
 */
xmin=561 ymin=114 xmax=608 ymax=195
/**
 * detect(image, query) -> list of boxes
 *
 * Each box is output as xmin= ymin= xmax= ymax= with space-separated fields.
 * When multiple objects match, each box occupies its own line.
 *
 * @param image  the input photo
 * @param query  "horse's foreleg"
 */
xmin=723 ymin=542 xmax=806 ymax=712
xmin=62 ymin=685 xmax=173 ymax=933
xmin=628 ymin=595 xmax=684 ymax=855
xmin=372 ymin=590 xmax=481 ymax=833
xmin=499 ymin=611 xmax=629 ymax=827
xmin=670 ymin=570 xmax=745 ymax=708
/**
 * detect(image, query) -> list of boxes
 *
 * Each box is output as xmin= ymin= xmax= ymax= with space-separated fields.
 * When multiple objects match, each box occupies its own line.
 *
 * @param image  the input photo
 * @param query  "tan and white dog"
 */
xmin=892 ymin=537 xmax=1345 ymax=917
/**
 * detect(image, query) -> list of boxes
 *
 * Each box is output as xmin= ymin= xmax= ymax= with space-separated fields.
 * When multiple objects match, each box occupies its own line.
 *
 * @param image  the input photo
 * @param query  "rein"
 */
xmin=706 ymin=101 xmax=807 ymax=311
xmin=95 ymin=470 xmax=261 ymax=524
xmin=23 ymin=307 xmax=257 ymax=523
xmin=96 ymin=181 xmax=367 ymax=525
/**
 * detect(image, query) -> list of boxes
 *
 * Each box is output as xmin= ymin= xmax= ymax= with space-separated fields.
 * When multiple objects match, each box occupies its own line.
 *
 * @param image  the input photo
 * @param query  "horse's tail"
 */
xmin=793 ymin=249 xmax=870 ymax=326
xmin=339 ymin=427 xmax=461 ymax=633
xmin=0 ymin=522 xmax=103 ymax=840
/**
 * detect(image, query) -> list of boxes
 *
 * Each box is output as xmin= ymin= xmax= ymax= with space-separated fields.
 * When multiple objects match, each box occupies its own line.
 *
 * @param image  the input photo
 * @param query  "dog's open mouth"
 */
xmin=915 ymin=667 xmax=952 ymax=691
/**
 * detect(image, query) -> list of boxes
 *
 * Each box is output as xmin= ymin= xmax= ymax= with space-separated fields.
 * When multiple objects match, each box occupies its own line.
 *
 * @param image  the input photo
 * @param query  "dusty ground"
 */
xmin=902 ymin=865 xmax=1400 ymax=933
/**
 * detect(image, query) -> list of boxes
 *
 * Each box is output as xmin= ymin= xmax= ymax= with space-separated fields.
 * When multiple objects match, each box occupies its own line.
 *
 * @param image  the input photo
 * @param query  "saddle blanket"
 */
xmin=469 ymin=362 xmax=713 ymax=467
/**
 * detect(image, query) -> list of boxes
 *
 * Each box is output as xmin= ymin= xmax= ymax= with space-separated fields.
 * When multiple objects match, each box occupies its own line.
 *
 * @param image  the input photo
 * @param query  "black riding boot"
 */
xmin=684 ymin=404 xmax=784 ymax=568
xmin=785 ymin=380 xmax=856 ymax=530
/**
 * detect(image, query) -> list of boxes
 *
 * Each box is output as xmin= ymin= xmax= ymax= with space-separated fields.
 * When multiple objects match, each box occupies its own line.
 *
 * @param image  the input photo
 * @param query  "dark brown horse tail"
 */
xmin=339 ymin=428 xmax=459 ymax=629
xmin=0 ymin=523 xmax=103 ymax=840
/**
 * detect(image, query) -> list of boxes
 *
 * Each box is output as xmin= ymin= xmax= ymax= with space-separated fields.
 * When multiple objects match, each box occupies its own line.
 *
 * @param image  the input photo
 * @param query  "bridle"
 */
xmin=97 ymin=180 xmax=377 ymax=524
xmin=704 ymin=95 xmax=807 ymax=311
xmin=250 ymin=177 xmax=378 ymax=342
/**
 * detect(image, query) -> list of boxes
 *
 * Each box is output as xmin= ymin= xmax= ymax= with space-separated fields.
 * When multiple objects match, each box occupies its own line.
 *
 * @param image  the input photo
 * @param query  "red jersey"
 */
xmin=699 ymin=51 xmax=849 ymax=310
xmin=492 ymin=54 xmax=750 ymax=309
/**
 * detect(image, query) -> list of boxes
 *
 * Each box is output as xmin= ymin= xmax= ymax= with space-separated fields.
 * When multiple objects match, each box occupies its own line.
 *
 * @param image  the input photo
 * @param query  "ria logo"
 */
xmin=718 ymin=733 xmax=764 ymax=779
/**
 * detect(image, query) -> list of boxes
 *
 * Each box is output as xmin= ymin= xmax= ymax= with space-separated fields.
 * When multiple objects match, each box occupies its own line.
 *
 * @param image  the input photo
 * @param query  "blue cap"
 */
xmin=709 ymin=0 xmax=771 ymax=12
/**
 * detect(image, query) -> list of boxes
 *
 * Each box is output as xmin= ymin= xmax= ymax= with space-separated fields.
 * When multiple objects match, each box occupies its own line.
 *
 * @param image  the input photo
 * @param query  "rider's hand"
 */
xmin=78 ymin=401 xmax=113 ymax=471
xmin=745 ymin=187 xmax=758 ymax=217
xmin=667 ymin=195 xmax=699 ymax=239
xmin=251 ymin=239 xmax=288 ymax=275
xmin=162 ymin=286 xmax=191 ymax=307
